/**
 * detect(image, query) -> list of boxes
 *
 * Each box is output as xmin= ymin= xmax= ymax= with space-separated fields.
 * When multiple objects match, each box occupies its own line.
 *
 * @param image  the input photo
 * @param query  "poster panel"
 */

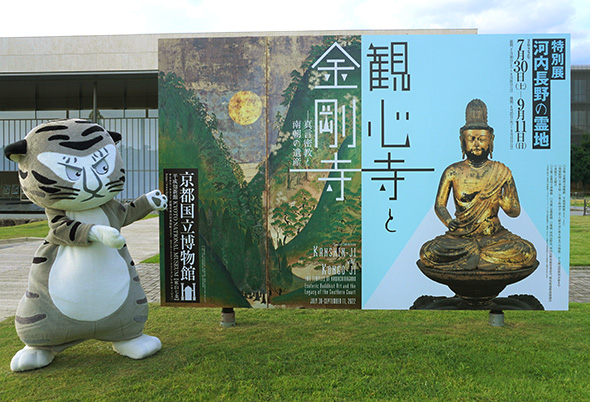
xmin=158 ymin=36 xmax=363 ymax=308
xmin=361 ymin=34 xmax=570 ymax=311
xmin=158 ymin=33 xmax=570 ymax=310
xmin=159 ymin=37 xmax=268 ymax=307
xmin=267 ymin=38 xmax=362 ymax=308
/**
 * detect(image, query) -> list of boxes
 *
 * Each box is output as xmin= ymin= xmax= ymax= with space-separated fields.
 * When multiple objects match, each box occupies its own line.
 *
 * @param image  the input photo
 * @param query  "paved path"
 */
xmin=0 ymin=217 xmax=161 ymax=321
xmin=569 ymin=267 xmax=590 ymax=303
xmin=571 ymin=206 xmax=587 ymax=216
xmin=1 ymin=217 xmax=589 ymax=321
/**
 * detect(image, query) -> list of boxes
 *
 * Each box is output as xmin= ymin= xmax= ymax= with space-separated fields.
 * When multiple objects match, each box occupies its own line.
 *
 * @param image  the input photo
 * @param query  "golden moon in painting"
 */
xmin=228 ymin=91 xmax=263 ymax=125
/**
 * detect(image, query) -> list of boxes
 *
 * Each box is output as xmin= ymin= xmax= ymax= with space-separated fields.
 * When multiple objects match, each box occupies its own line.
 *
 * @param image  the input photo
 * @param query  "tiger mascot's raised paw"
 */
xmin=146 ymin=190 xmax=168 ymax=211
xmin=4 ymin=119 xmax=162 ymax=372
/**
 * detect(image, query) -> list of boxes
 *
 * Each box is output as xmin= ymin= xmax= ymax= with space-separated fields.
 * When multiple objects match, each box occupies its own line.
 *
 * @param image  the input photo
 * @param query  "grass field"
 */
xmin=0 ymin=220 xmax=48 ymax=240
xmin=1 ymin=305 xmax=589 ymax=401
xmin=570 ymin=215 xmax=590 ymax=266
xmin=1 ymin=215 xmax=589 ymax=400
xmin=570 ymin=197 xmax=589 ymax=207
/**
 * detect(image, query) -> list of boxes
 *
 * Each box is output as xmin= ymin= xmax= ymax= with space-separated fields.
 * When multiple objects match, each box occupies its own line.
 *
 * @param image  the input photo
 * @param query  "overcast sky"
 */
xmin=2 ymin=0 xmax=589 ymax=65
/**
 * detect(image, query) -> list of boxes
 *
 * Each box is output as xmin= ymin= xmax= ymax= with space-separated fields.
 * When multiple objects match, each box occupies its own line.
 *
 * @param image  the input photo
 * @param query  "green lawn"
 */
xmin=141 ymin=254 xmax=160 ymax=264
xmin=1 ymin=305 xmax=589 ymax=401
xmin=1 ymin=217 xmax=589 ymax=400
xmin=571 ymin=197 xmax=589 ymax=207
xmin=0 ymin=219 xmax=48 ymax=240
xmin=570 ymin=215 xmax=590 ymax=266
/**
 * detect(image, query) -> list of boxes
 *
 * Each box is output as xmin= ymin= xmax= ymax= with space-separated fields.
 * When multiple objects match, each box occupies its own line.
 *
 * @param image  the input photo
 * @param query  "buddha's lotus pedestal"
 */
xmin=412 ymin=260 xmax=542 ymax=310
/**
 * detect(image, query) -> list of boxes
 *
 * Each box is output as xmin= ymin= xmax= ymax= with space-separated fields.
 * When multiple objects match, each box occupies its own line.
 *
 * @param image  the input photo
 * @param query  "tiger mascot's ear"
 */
xmin=108 ymin=131 xmax=122 ymax=144
xmin=4 ymin=139 xmax=27 ymax=163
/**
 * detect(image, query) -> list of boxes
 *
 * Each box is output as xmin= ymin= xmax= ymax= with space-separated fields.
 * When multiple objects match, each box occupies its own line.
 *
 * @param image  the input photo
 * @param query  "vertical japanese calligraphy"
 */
xmin=163 ymin=169 xmax=199 ymax=304
xmin=289 ymin=41 xmax=361 ymax=202
xmin=363 ymin=40 xmax=434 ymax=235
xmin=532 ymin=38 xmax=567 ymax=150
xmin=366 ymin=42 xmax=411 ymax=91
xmin=273 ymin=37 xmax=362 ymax=308
xmin=510 ymin=38 xmax=529 ymax=150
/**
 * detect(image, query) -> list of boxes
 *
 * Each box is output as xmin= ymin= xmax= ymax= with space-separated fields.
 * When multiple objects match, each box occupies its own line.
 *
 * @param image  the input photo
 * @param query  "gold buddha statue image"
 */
xmin=415 ymin=99 xmax=541 ymax=309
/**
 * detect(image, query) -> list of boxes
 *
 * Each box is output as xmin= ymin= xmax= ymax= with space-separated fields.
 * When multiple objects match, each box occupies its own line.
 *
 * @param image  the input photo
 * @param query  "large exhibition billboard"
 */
xmin=159 ymin=33 xmax=570 ymax=310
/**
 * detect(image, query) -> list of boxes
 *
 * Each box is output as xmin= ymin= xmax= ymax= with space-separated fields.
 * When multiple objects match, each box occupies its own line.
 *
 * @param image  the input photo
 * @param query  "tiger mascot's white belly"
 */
xmin=48 ymin=208 xmax=129 ymax=321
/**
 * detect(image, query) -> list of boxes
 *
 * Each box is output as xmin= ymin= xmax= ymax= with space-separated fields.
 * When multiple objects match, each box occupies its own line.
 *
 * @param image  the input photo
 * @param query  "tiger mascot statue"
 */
xmin=4 ymin=119 xmax=167 ymax=372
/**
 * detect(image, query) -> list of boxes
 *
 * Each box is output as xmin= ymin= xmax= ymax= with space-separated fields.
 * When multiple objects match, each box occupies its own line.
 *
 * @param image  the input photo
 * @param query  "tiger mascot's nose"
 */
xmin=82 ymin=167 xmax=103 ymax=195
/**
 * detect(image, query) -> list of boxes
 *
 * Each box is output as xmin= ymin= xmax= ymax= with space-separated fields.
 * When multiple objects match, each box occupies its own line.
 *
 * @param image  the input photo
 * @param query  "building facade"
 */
xmin=572 ymin=65 xmax=590 ymax=145
xmin=0 ymin=34 xmax=169 ymax=203
xmin=1 ymin=31 xmax=585 ymax=206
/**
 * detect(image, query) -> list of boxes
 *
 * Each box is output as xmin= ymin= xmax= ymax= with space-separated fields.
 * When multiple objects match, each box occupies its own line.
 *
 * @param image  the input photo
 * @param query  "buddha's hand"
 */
xmin=448 ymin=219 xmax=460 ymax=231
xmin=499 ymin=181 xmax=520 ymax=217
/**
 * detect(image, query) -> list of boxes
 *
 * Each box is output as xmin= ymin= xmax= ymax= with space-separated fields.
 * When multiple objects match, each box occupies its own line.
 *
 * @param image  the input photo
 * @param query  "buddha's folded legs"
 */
xmin=477 ymin=229 xmax=537 ymax=270
xmin=419 ymin=228 xmax=537 ymax=271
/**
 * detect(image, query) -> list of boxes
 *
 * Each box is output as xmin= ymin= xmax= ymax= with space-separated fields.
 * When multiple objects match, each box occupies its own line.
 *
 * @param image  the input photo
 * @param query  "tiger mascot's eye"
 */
xmin=93 ymin=158 xmax=109 ymax=175
xmin=65 ymin=165 xmax=83 ymax=181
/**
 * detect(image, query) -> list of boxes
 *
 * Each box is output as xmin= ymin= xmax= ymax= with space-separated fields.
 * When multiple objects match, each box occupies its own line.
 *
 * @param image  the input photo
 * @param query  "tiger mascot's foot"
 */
xmin=11 ymin=346 xmax=56 ymax=372
xmin=112 ymin=334 xmax=161 ymax=359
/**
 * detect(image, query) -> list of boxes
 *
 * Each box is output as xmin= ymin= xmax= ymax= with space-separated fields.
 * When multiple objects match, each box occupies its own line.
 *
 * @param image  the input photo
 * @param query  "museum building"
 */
xmin=0 ymin=32 xmax=588 ymax=209
xmin=572 ymin=65 xmax=590 ymax=145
